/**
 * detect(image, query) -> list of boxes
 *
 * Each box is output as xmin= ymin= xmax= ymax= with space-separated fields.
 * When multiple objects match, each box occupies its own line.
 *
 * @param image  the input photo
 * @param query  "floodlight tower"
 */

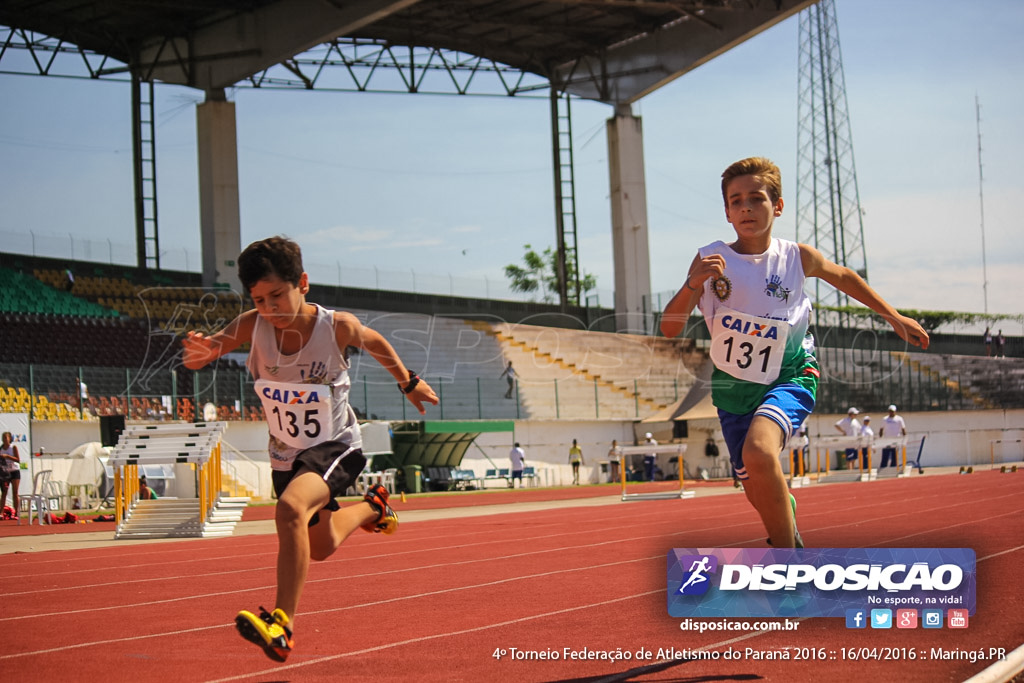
xmin=795 ymin=0 xmax=868 ymax=312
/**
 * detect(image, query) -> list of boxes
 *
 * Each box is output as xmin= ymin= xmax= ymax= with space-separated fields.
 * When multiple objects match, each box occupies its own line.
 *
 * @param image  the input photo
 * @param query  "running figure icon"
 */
xmin=679 ymin=556 xmax=713 ymax=593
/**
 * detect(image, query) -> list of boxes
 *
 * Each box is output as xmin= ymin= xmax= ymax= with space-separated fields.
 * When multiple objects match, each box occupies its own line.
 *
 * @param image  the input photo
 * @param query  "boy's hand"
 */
xmin=405 ymin=379 xmax=439 ymax=415
xmin=182 ymin=330 xmax=216 ymax=368
xmin=889 ymin=314 xmax=930 ymax=350
xmin=688 ymin=254 xmax=726 ymax=288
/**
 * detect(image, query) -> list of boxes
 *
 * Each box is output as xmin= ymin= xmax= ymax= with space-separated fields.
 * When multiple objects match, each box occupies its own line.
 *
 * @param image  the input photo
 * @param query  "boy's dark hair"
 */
xmin=721 ymin=157 xmax=783 ymax=204
xmin=237 ymin=237 xmax=304 ymax=292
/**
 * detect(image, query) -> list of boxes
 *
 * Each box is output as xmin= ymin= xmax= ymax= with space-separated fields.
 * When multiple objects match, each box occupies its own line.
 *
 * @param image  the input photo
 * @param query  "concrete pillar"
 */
xmin=606 ymin=104 xmax=652 ymax=333
xmin=196 ymin=90 xmax=242 ymax=294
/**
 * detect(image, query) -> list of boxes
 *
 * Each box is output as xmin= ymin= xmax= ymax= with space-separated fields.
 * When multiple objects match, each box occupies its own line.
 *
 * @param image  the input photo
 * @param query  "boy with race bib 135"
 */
xmin=660 ymin=157 xmax=928 ymax=548
xmin=182 ymin=236 xmax=437 ymax=662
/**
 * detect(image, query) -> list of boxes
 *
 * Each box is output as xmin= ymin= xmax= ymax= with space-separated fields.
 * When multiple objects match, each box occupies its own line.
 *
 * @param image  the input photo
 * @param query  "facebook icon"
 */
xmin=846 ymin=609 xmax=867 ymax=629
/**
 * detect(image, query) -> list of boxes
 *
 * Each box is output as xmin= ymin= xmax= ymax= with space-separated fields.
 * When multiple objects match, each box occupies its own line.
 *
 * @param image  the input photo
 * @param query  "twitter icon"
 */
xmin=870 ymin=609 xmax=893 ymax=629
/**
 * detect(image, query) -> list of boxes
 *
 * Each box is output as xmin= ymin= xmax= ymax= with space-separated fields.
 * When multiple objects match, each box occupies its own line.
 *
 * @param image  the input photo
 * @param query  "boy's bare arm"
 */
xmin=334 ymin=312 xmax=439 ymax=414
xmin=660 ymin=253 xmax=725 ymax=338
xmin=800 ymin=244 xmax=929 ymax=349
xmin=181 ymin=309 xmax=257 ymax=369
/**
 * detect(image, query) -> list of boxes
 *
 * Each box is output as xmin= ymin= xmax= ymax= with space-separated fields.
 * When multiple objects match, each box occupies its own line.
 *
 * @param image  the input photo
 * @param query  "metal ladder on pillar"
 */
xmin=550 ymin=88 xmax=580 ymax=307
xmin=132 ymin=76 xmax=160 ymax=270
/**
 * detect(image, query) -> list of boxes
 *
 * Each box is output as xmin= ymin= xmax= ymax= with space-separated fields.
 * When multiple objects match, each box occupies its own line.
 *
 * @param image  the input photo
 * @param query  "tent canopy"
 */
xmin=66 ymin=441 xmax=107 ymax=486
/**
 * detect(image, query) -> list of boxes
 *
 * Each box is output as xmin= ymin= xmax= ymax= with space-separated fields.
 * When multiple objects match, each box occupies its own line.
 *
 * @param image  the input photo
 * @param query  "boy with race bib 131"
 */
xmin=660 ymin=157 xmax=928 ymax=548
xmin=182 ymin=236 xmax=437 ymax=662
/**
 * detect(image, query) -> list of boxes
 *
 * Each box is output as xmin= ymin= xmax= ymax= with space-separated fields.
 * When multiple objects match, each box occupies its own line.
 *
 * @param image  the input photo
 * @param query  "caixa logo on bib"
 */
xmin=667 ymin=548 xmax=975 ymax=619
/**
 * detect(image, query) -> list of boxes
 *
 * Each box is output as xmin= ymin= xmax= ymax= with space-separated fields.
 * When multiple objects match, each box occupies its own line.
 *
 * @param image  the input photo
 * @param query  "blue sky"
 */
xmin=1 ymin=0 xmax=1022 ymax=324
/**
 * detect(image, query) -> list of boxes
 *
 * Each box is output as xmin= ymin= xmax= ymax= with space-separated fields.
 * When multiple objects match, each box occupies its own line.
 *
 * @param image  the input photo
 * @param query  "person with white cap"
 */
xmin=835 ymin=407 xmax=861 ymax=468
xmin=859 ymin=416 xmax=874 ymax=469
xmin=879 ymin=405 xmax=907 ymax=468
xmin=643 ymin=432 xmax=658 ymax=482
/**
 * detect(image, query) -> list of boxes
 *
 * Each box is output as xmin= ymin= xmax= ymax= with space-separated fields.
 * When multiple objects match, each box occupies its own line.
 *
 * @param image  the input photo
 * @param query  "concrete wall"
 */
xmin=805 ymin=409 xmax=1024 ymax=470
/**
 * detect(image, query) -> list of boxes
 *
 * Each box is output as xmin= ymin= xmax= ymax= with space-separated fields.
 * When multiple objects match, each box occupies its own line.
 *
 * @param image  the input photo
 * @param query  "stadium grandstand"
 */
xmin=2 ymin=249 xmax=1021 ymax=428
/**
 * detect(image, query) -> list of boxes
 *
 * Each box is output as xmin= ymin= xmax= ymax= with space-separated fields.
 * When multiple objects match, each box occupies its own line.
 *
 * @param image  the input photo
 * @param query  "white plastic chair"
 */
xmin=23 ymin=470 xmax=54 ymax=525
xmin=381 ymin=468 xmax=398 ymax=495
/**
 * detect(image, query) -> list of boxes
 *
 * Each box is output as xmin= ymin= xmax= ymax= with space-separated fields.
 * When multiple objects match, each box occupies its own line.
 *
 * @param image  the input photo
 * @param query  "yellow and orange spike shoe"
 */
xmin=235 ymin=607 xmax=294 ymax=662
xmin=361 ymin=483 xmax=398 ymax=534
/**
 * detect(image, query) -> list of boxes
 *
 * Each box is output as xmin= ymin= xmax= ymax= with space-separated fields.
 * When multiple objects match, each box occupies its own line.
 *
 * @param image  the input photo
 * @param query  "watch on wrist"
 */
xmin=398 ymin=370 xmax=420 ymax=395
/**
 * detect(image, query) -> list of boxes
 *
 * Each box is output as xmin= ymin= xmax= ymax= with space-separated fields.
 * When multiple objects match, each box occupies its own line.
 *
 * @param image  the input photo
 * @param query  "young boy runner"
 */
xmin=660 ymin=157 xmax=928 ymax=548
xmin=182 ymin=236 xmax=437 ymax=661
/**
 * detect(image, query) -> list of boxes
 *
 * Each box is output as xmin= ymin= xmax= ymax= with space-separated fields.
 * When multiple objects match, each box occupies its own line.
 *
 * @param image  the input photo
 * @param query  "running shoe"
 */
xmin=767 ymin=493 xmax=804 ymax=549
xmin=235 ymin=607 xmax=293 ymax=662
xmin=361 ymin=483 xmax=398 ymax=534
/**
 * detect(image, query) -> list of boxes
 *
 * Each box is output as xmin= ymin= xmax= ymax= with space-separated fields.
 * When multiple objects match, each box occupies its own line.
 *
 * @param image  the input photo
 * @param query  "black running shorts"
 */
xmin=272 ymin=441 xmax=366 ymax=525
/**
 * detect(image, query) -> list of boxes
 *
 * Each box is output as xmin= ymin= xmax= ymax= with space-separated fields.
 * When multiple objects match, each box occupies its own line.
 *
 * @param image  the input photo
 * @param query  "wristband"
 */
xmin=683 ymin=278 xmax=698 ymax=292
xmin=398 ymin=371 xmax=420 ymax=395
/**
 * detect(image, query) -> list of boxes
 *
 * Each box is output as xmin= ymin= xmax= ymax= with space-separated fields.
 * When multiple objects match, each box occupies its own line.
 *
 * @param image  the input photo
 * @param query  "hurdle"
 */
xmin=615 ymin=443 xmax=695 ymax=501
xmin=872 ymin=436 xmax=909 ymax=477
xmin=108 ymin=421 xmax=240 ymax=538
xmin=813 ymin=435 xmax=872 ymax=482
xmin=786 ymin=433 xmax=811 ymax=488
xmin=989 ymin=438 xmax=1024 ymax=471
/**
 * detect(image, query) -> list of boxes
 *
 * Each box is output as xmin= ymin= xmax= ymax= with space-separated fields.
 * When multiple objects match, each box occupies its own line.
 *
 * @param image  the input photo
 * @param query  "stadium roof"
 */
xmin=0 ymin=0 xmax=815 ymax=103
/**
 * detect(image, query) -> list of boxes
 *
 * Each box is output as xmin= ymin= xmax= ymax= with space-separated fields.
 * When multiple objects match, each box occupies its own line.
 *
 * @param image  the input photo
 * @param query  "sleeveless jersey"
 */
xmin=246 ymin=304 xmax=361 ymax=470
xmin=696 ymin=238 xmax=816 ymax=415
xmin=0 ymin=444 xmax=17 ymax=474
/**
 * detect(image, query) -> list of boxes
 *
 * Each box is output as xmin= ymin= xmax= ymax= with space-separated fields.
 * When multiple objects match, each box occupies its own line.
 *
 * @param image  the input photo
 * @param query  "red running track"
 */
xmin=0 ymin=471 xmax=1021 ymax=682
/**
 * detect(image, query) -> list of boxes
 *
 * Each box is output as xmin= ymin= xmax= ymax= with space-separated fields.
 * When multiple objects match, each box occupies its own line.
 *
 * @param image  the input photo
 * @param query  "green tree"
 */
xmin=503 ymin=244 xmax=596 ymax=306
xmin=817 ymin=305 xmax=1021 ymax=333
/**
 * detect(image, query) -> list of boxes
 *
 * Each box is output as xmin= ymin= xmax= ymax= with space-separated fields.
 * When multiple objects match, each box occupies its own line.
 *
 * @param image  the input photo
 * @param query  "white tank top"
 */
xmin=697 ymin=238 xmax=813 ymax=385
xmin=0 ymin=444 xmax=17 ymax=473
xmin=246 ymin=304 xmax=361 ymax=470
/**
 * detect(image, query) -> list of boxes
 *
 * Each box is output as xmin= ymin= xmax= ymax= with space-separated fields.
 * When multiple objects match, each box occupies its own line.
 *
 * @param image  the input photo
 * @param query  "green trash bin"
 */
xmin=404 ymin=464 xmax=423 ymax=494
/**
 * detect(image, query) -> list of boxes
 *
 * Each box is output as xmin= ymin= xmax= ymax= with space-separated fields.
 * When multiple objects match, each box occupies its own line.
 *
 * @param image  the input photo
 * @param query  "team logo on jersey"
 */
xmin=711 ymin=275 xmax=732 ymax=302
xmin=765 ymin=274 xmax=790 ymax=302
xmin=301 ymin=361 xmax=329 ymax=384
xmin=264 ymin=364 xmax=280 ymax=376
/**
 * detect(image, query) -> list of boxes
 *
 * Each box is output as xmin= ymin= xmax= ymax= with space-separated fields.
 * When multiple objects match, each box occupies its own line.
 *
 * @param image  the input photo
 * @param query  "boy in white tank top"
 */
xmin=660 ymin=157 xmax=929 ymax=549
xmin=182 ymin=236 xmax=437 ymax=662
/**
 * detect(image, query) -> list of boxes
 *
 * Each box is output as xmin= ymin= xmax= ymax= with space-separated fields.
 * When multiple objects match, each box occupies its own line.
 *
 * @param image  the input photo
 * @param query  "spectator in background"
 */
xmin=879 ymin=404 xmax=907 ymax=469
xmin=996 ymin=330 xmax=1006 ymax=358
xmin=608 ymin=440 xmax=621 ymax=484
xmin=508 ymin=442 xmax=526 ymax=489
xmin=834 ymin=407 xmax=861 ymax=469
xmin=0 ymin=431 xmax=22 ymax=521
xmin=984 ymin=326 xmax=993 ymax=357
xmin=500 ymin=361 xmax=518 ymax=399
xmin=643 ymin=432 xmax=658 ymax=482
xmin=139 ymin=475 xmax=158 ymax=500
xmin=63 ymin=268 xmax=75 ymax=292
xmin=790 ymin=422 xmax=809 ymax=476
xmin=568 ymin=439 xmax=584 ymax=485
xmin=859 ymin=416 xmax=873 ymax=469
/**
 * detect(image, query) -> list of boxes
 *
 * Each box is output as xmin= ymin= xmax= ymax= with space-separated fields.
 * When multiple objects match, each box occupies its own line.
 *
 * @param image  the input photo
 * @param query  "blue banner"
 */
xmin=667 ymin=548 xmax=975 ymax=618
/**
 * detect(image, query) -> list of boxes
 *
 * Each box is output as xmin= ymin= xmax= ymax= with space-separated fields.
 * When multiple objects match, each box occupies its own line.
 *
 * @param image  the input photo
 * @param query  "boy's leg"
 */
xmin=308 ymin=498 xmax=380 ymax=561
xmin=236 ymin=468 xmax=327 ymax=662
xmin=741 ymin=416 xmax=796 ymax=548
xmin=274 ymin=469 xmax=333 ymax=618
